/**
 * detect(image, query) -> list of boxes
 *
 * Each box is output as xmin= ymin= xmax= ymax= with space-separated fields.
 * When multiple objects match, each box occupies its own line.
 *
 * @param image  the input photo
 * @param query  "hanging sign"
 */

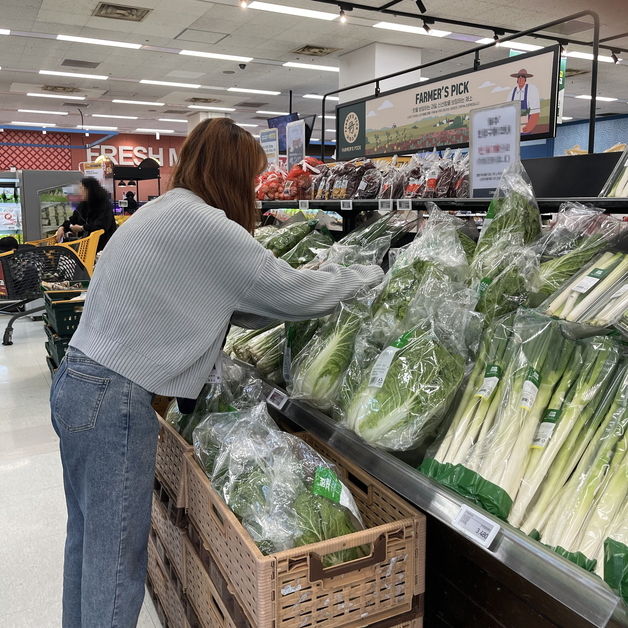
xmin=260 ymin=128 xmax=279 ymax=168
xmin=469 ymin=101 xmax=520 ymax=197
xmin=286 ymin=119 xmax=306 ymax=171
xmin=337 ymin=45 xmax=560 ymax=159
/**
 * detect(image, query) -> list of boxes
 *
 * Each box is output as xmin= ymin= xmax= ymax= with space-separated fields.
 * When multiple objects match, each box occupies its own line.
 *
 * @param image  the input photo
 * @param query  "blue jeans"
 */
xmin=50 ymin=347 xmax=159 ymax=628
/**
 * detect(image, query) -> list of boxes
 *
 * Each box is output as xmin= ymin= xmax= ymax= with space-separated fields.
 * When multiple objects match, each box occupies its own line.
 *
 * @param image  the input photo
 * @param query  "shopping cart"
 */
xmin=0 ymin=246 xmax=90 ymax=345
xmin=58 ymin=229 xmax=104 ymax=276
xmin=25 ymin=234 xmax=58 ymax=247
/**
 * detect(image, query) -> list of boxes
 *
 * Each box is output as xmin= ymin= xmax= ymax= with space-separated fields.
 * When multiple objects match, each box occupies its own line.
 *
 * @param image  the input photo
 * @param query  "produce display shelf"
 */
xmin=259 ymin=381 xmax=628 ymax=628
xmin=260 ymin=197 xmax=628 ymax=213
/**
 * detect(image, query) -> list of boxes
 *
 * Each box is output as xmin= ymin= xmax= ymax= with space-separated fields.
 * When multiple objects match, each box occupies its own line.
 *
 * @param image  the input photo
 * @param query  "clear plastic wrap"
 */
xmin=253 ymin=225 xmax=279 ymax=245
xmin=263 ymin=219 xmax=318 ymax=257
xmin=329 ymin=160 xmax=376 ymax=200
xmin=283 ymin=318 xmax=324 ymax=382
xmin=256 ymin=168 xmax=288 ymax=202
xmin=603 ymin=501 xmax=628 ymax=602
xmin=281 ymin=158 xmax=323 ymax=201
xmin=280 ymin=229 xmax=334 ymax=268
xmin=311 ymin=164 xmax=331 ymax=200
xmin=379 ymin=164 xmax=405 ymax=200
xmin=402 ymin=155 xmax=425 ymax=199
xmin=451 ymin=153 xmax=470 ymax=198
xmin=232 ymin=324 xmax=281 ymax=364
xmin=209 ymin=404 xmax=365 ymax=561
xmin=352 ymin=167 xmax=383 ymax=200
xmin=337 ymin=210 xmax=418 ymax=248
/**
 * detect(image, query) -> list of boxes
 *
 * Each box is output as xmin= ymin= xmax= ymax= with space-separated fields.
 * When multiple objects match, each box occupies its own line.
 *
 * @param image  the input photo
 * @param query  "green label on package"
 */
xmin=478 ymin=278 xmax=492 ymax=296
xmin=312 ymin=467 xmax=342 ymax=503
xmin=532 ymin=408 xmax=561 ymax=449
xmin=520 ymin=367 xmax=540 ymax=410
xmin=474 ymin=363 xmax=503 ymax=399
xmin=572 ymin=267 xmax=611 ymax=294
xmin=485 ymin=364 xmax=503 ymax=379
xmin=392 ymin=330 xmax=414 ymax=349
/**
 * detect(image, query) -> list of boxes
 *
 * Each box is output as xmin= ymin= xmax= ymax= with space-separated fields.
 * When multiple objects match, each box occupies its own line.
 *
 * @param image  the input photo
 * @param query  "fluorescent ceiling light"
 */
xmin=373 ymin=22 xmax=451 ymax=37
xmin=228 ymin=87 xmax=281 ymax=95
xmin=560 ymin=116 xmax=573 ymax=121
xmin=283 ymin=62 xmax=339 ymax=72
xmin=256 ymin=110 xmax=289 ymax=115
xmin=475 ymin=37 xmax=495 ymax=44
xmin=248 ymin=1 xmax=337 ymax=21
xmin=419 ymin=77 xmax=430 ymax=81
xmin=0 ymin=29 xmax=10 ymax=35
xmin=325 ymin=128 xmax=336 ymax=133
xmin=137 ymin=128 xmax=174 ymax=133
xmin=179 ymin=50 xmax=253 ymax=63
xmin=18 ymin=109 xmax=68 ymax=116
xmin=57 ymin=34 xmax=141 ymax=49
xmin=318 ymin=115 xmax=335 ymax=120
xmin=92 ymin=113 xmax=138 ymax=119
xmin=77 ymin=125 xmax=118 ymax=130
xmin=11 ymin=121 xmax=56 ymax=127
xmin=188 ymin=104 xmax=236 ymax=111
xmin=252 ymin=134 xmax=260 ymax=138
xmin=237 ymin=123 xmax=259 ymax=127
xmin=40 ymin=69 xmax=108 ymax=80
xmin=159 ymin=118 xmax=187 ymax=123
xmin=575 ymin=94 xmax=618 ymax=102
xmin=112 ymin=99 xmax=164 ymax=106
xmin=565 ymin=51 xmax=619 ymax=63
xmin=140 ymin=79 xmax=200 ymax=89
xmin=303 ymin=94 xmax=339 ymax=101
xmin=309 ymin=137 xmax=320 ymax=141
xmin=501 ymin=41 xmax=542 ymax=52
xmin=27 ymin=92 xmax=85 ymax=100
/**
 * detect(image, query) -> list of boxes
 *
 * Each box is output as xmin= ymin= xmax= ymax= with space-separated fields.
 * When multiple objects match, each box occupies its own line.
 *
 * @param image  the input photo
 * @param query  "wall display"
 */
xmin=600 ymin=147 xmax=628 ymax=197
xmin=286 ymin=119 xmax=306 ymax=171
xmin=260 ymin=129 xmax=280 ymax=167
xmin=337 ymin=46 xmax=560 ymax=159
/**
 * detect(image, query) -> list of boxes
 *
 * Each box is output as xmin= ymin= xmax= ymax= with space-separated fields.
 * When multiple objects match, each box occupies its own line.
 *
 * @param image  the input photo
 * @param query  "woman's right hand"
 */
xmin=55 ymin=227 xmax=65 ymax=243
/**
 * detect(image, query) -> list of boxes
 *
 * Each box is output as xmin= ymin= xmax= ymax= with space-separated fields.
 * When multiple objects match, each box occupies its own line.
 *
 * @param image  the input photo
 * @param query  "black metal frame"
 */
xmin=320 ymin=11 xmax=601 ymax=159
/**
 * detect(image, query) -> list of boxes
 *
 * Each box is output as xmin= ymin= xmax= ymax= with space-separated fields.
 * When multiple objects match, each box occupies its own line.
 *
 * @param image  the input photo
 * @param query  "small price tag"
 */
xmin=255 ymin=201 xmax=262 ymax=209
xmin=397 ymin=199 xmax=412 ymax=211
xmin=340 ymin=200 xmax=353 ymax=210
xmin=267 ymin=388 xmax=288 ymax=410
xmin=453 ymin=505 xmax=500 ymax=548
xmin=299 ymin=200 xmax=309 ymax=210
xmin=378 ymin=199 xmax=393 ymax=211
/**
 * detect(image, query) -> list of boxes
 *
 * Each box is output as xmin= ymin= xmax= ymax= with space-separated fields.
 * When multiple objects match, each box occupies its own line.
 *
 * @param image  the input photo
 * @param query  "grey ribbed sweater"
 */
xmin=70 ymin=188 xmax=384 ymax=397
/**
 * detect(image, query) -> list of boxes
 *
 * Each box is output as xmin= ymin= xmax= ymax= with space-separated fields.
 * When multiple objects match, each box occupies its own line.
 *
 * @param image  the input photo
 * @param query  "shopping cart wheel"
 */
xmin=2 ymin=327 xmax=13 ymax=345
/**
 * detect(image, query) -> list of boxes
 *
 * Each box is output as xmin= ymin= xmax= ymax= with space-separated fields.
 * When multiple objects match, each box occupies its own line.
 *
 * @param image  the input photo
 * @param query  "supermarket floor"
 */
xmin=0 ymin=317 xmax=162 ymax=628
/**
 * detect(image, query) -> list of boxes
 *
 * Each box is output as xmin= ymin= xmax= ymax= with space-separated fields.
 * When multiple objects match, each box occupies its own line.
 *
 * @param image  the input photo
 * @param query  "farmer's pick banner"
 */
xmin=337 ymin=46 xmax=560 ymax=159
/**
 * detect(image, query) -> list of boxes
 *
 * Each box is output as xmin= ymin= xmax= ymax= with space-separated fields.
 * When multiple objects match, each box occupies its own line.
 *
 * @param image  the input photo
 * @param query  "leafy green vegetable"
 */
xmin=338 ymin=211 xmax=416 ymax=247
xmin=458 ymin=231 xmax=477 ymax=262
xmin=245 ymin=325 xmax=285 ymax=365
xmin=281 ymin=229 xmax=334 ymax=268
xmin=253 ymin=225 xmax=279 ymax=245
xmin=264 ymin=220 xmax=317 ymax=257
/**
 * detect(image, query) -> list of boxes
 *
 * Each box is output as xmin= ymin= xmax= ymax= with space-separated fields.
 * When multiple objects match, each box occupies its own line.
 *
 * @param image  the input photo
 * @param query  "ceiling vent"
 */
xmin=93 ymin=2 xmax=151 ymax=21
xmin=163 ymin=109 xmax=189 ymax=114
xmin=235 ymin=101 xmax=268 ymax=108
xmin=42 ymin=84 xmax=83 ymax=94
xmin=65 ymin=102 xmax=89 ymax=108
xmin=62 ymin=59 xmax=101 ymax=69
xmin=292 ymin=45 xmax=340 ymax=57
xmin=544 ymin=19 xmax=592 ymax=37
xmin=187 ymin=97 xmax=221 ymax=104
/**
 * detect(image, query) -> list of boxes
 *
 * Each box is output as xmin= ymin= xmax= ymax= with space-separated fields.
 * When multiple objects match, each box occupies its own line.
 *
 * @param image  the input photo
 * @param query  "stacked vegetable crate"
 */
xmin=151 ymin=411 xmax=426 ymax=627
xmin=42 ymin=281 xmax=89 ymax=373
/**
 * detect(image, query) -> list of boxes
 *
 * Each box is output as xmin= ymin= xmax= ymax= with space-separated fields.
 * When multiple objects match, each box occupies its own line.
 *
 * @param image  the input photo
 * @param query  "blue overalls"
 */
xmin=512 ymin=84 xmax=530 ymax=120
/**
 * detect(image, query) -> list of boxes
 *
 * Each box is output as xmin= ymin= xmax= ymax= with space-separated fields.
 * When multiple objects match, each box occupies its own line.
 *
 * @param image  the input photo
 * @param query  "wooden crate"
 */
xmin=156 ymin=415 xmax=192 ymax=509
xmin=184 ymin=432 xmax=425 ymax=628
xmin=152 ymin=492 xmax=187 ymax=587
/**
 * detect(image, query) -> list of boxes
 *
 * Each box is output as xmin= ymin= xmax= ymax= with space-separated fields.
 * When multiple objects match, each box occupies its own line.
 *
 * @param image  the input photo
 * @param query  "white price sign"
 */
xmin=340 ymin=200 xmax=353 ymax=210
xmin=267 ymin=388 xmax=288 ymax=410
xmin=397 ymin=199 xmax=412 ymax=211
xmin=469 ymin=102 xmax=520 ymax=198
xmin=298 ymin=200 xmax=309 ymax=210
xmin=453 ymin=505 xmax=500 ymax=548
xmin=255 ymin=200 xmax=262 ymax=209
xmin=379 ymin=199 xmax=393 ymax=211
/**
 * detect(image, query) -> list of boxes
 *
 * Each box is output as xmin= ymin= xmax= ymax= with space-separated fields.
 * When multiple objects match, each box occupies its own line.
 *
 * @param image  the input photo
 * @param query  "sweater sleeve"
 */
xmin=237 ymin=249 xmax=384 ymax=321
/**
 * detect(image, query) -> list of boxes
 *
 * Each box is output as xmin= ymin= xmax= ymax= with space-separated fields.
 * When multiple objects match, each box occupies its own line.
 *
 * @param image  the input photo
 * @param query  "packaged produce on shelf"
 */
xmin=280 ymin=157 xmax=324 ymax=201
xmin=402 ymin=155 xmax=426 ymax=199
xmin=603 ymin=500 xmax=628 ymax=602
xmin=231 ymin=324 xmax=282 ymax=363
xmin=544 ymin=252 xmax=628 ymax=327
xmin=198 ymin=403 xmax=366 ymax=562
xmin=263 ymin=219 xmax=318 ymax=257
xmin=451 ymin=153 xmax=470 ymax=199
xmin=379 ymin=161 xmax=405 ymax=200
xmin=253 ymin=224 xmax=279 ymax=245
xmin=280 ymin=228 xmax=334 ymax=268
xmin=337 ymin=210 xmax=418 ymax=248
xmin=330 ymin=160 xmax=376 ymax=200
xmin=243 ymin=325 xmax=285 ymax=366
xmin=352 ymin=167 xmax=383 ymax=200
xmin=256 ymin=168 xmax=287 ymax=201
xmin=311 ymin=164 xmax=331 ymax=200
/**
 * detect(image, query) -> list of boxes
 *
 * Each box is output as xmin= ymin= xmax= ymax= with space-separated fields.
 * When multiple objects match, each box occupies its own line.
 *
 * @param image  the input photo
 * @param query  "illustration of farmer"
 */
xmin=507 ymin=68 xmax=540 ymax=134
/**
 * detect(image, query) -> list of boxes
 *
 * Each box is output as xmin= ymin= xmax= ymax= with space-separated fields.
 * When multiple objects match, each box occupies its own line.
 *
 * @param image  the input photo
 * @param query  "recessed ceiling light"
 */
xmin=574 ymin=94 xmax=618 ymax=102
xmin=237 ymin=123 xmax=259 ymax=127
xmin=475 ymin=37 xmax=495 ymax=44
xmin=27 ymin=92 xmax=85 ymax=100
xmin=565 ymin=51 xmax=619 ymax=63
xmin=419 ymin=77 xmax=430 ymax=81
xmin=283 ymin=62 xmax=339 ymax=72
xmin=57 ymin=34 xmax=141 ymax=49
xmin=18 ymin=109 xmax=68 ymax=116
xmin=0 ymin=29 xmax=10 ymax=35
xmin=303 ymin=94 xmax=339 ymax=101
xmin=188 ymin=105 xmax=236 ymax=111
xmin=11 ymin=121 xmax=57 ymax=127
xmin=256 ymin=110 xmax=289 ymax=115
xmin=248 ymin=1 xmax=337 ymax=20
xmin=39 ymin=69 xmax=108 ymax=80
xmin=136 ymin=128 xmax=174 ymax=133
xmin=159 ymin=118 xmax=187 ymax=123
xmin=373 ymin=22 xmax=451 ymax=37
xmin=228 ymin=87 xmax=281 ymax=95
xmin=92 ymin=113 xmax=139 ymax=120
xmin=179 ymin=50 xmax=253 ymax=63
xmin=140 ymin=79 xmax=201 ymax=89
xmin=500 ymin=41 xmax=542 ymax=52
xmin=112 ymin=99 xmax=165 ymax=106
xmin=77 ymin=125 xmax=118 ymax=130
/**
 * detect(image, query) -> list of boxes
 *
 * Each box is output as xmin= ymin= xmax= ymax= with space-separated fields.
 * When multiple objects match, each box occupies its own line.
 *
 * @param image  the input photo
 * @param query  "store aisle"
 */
xmin=0 ymin=318 xmax=162 ymax=627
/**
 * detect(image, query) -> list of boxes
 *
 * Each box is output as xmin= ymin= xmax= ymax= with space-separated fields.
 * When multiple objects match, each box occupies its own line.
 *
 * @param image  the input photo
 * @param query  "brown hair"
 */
xmin=170 ymin=118 xmax=267 ymax=232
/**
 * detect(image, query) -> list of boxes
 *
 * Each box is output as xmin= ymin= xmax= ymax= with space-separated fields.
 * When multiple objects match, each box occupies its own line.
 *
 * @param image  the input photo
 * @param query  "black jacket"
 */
xmin=62 ymin=199 xmax=117 ymax=251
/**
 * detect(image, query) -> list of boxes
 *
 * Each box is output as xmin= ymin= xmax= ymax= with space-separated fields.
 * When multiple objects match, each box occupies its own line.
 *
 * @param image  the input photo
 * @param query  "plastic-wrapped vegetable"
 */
xmin=474 ymin=161 xmax=542 ymax=260
xmin=353 ymin=167 xmax=383 ymax=200
xmin=402 ymin=155 xmax=424 ymax=199
xmin=330 ymin=160 xmax=375 ymax=200
xmin=245 ymin=325 xmax=285 ymax=366
xmin=338 ymin=210 xmax=418 ymax=248
xmin=603 ymin=501 xmax=628 ymax=602
xmin=281 ymin=229 xmax=334 ymax=268
xmin=311 ymin=164 xmax=331 ymax=200
xmin=232 ymin=324 xmax=281 ymax=363
xmin=309 ymin=235 xmax=391 ymax=270
xmin=253 ymin=225 xmax=279 ymax=245
xmin=210 ymin=404 xmax=365 ymax=562
xmin=451 ymin=154 xmax=470 ymax=198
xmin=435 ymin=154 xmax=455 ymax=198
xmin=256 ymin=168 xmax=287 ymax=201
xmin=379 ymin=165 xmax=405 ymax=199
xmin=264 ymin=220 xmax=318 ymax=257
xmin=281 ymin=158 xmax=323 ymax=201
xmin=283 ymin=318 xmax=324 ymax=382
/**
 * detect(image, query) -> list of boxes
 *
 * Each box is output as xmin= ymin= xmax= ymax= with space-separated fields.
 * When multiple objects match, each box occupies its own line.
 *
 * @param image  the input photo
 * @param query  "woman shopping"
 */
xmin=56 ymin=176 xmax=117 ymax=251
xmin=50 ymin=118 xmax=384 ymax=628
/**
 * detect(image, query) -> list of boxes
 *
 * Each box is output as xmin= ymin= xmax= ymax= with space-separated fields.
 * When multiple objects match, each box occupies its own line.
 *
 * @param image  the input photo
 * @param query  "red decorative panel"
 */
xmin=0 ymin=130 xmax=73 ymax=170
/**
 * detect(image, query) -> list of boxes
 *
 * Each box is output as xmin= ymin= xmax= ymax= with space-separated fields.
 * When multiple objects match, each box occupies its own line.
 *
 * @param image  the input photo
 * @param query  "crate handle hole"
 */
xmin=211 ymin=503 xmax=224 ymax=528
xmin=347 ymin=471 xmax=369 ymax=495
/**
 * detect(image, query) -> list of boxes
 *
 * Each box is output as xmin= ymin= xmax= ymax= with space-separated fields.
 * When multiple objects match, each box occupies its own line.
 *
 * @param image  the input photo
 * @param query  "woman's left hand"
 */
xmin=69 ymin=224 xmax=84 ymax=234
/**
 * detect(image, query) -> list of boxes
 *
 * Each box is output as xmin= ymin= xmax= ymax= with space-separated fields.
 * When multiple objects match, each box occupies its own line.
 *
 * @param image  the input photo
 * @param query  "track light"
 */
xmin=612 ymin=51 xmax=619 ymax=64
xmin=493 ymin=31 xmax=499 ymax=42
xmin=240 ymin=0 xmax=249 ymax=7
xmin=422 ymin=20 xmax=430 ymax=33
xmin=415 ymin=0 xmax=427 ymax=13
xmin=339 ymin=8 xmax=347 ymax=23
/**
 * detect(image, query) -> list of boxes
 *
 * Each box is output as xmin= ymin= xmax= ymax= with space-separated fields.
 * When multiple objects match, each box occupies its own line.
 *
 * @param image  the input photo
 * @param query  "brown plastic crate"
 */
xmin=184 ymin=432 xmax=425 ymax=628
xmin=152 ymin=493 xmax=187 ymax=587
xmin=184 ymin=536 xmax=239 ymax=628
xmin=156 ymin=415 xmax=192 ymax=508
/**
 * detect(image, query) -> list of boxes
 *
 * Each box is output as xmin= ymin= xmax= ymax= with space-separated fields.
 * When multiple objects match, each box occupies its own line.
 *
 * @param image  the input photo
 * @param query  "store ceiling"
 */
xmin=0 ymin=0 xmax=626 ymax=139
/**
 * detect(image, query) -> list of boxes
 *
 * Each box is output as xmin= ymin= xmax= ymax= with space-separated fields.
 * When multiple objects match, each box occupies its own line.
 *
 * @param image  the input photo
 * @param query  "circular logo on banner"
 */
xmin=343 ymin=112 xmax=360 ymax=144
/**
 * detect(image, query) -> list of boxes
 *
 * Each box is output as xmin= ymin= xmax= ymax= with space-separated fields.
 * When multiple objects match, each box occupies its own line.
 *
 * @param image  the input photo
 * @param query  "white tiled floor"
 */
xmin=0 ymin=318 xmax=162 ymax=627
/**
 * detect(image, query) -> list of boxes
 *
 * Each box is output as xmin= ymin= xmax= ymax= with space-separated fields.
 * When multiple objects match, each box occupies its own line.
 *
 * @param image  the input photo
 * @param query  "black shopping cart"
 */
xmin=0 ymin=246 xmax=90 ymax=345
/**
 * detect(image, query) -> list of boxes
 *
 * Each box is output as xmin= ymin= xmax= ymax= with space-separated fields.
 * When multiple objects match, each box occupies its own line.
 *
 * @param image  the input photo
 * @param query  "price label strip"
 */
xmin=255 ymin=201 xmax=262 ymax=209
xmin=340 ymin=200 xmax=353 ymax=210
xmin=397 ymin=199 xmax=412 ymax=211
xmin=299 ymin=200 xmax=310 ymax=210
xmin=453 ymin=505 xmax=500 ymax=548
xmin=267 ymin=388 xmax=288 ymax=410
xmin=378 ymin=199 xmax=393 ymax=211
